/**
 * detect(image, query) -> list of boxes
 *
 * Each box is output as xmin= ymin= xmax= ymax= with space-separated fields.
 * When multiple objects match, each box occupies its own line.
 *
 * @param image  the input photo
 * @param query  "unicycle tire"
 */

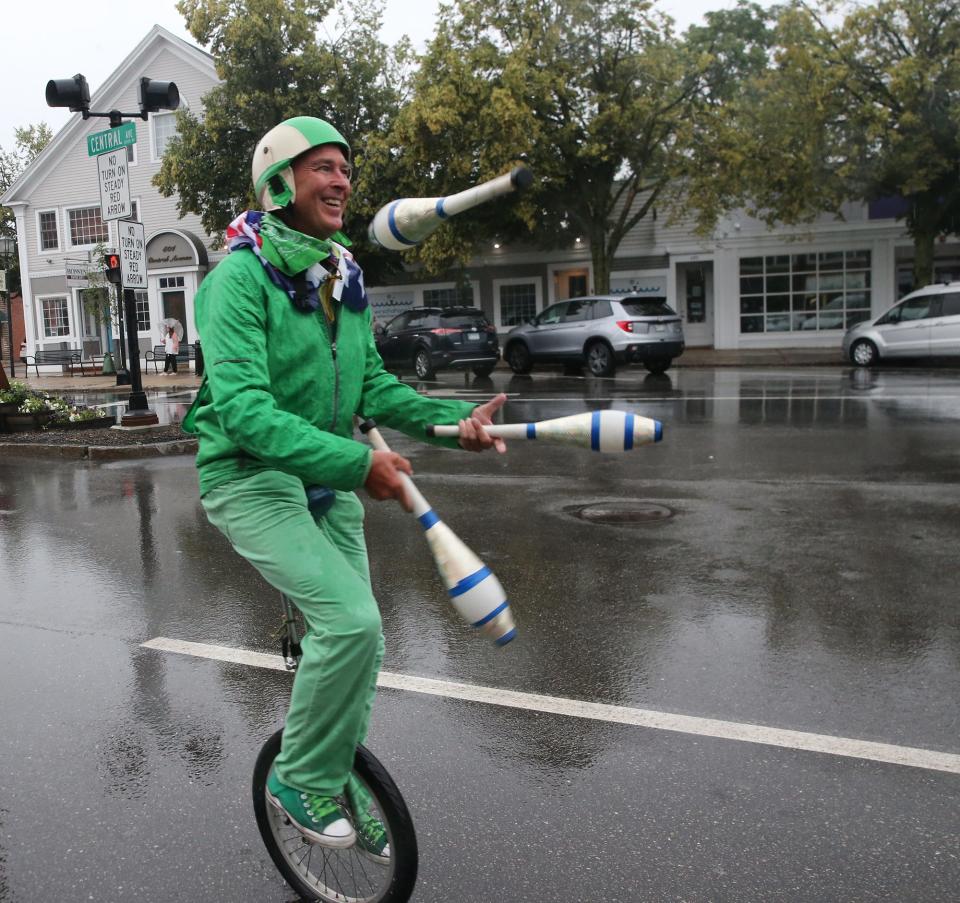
xmin=253 ymin=729 xmax=418 ymax=902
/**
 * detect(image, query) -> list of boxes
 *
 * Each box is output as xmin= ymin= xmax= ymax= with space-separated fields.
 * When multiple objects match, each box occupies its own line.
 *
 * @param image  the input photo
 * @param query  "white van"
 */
xmin=842 ymin=281 xmax=960 ymax=366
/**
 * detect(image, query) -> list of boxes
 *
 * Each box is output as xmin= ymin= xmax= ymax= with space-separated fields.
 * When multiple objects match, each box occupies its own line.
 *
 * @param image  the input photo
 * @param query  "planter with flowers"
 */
xmin=49 ymin=404 xmax=116 ymax=430
xmin=5 ymin=394 xmax=53 ymax=431
xmin=0 ymin=380 xmax=32 ymax=430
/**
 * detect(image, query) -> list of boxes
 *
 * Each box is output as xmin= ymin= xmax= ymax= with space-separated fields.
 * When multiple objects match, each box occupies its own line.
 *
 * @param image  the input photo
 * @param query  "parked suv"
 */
xmin=374 ymin=307 xmax=500 ymax=379
xmin=842 ymin=281 xmax=960 ymax=366
xmin=504 ymin=294 xmax=685 ymax=377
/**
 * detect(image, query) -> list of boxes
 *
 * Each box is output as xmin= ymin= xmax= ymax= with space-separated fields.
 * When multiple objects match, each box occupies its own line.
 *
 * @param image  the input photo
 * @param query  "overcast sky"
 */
xmin=3 ymin=0 xmax=761 ymax=152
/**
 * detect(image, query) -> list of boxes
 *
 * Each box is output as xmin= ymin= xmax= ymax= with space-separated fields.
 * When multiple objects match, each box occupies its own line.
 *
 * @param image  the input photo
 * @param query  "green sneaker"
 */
xmin=346 ymin=774 xmax=391 ymax=863
xmin=267 ymin=768 xmax=356 ymax=848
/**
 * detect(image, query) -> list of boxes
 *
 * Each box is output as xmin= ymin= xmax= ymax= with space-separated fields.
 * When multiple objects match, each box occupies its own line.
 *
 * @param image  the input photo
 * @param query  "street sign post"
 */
xmin=118 ymin=220 xmax=146 ymax=289
xmin=97 ymin=150 xmax=132 ymax=221
xmin=87 ymin=122 xmax=136 ymax=157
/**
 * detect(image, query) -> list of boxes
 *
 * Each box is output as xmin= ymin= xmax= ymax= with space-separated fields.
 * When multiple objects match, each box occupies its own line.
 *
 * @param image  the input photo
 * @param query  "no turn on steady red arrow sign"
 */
xmin=97 ymin=150 xmax=132 ymax=221
xmin=118 ymin=221 xmax=146 ymax=290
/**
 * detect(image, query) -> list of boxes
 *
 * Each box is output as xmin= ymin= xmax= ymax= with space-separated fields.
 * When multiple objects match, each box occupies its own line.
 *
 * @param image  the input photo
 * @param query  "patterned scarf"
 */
xmin=224 ymin=211 xmax=368 ymax=316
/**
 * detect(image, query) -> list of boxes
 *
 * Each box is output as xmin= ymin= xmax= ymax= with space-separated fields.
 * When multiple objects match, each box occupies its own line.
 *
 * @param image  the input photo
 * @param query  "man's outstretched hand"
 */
xmin=458 ymin=393 xmax=508 ymax=453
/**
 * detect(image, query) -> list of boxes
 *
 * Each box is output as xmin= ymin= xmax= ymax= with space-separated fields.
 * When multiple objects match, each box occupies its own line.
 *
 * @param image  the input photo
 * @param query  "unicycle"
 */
xmin=253 ymin=592 xmax=418 ymax=902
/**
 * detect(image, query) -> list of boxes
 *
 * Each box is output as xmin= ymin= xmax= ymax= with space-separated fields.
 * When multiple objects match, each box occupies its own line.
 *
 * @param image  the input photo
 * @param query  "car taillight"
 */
xmin=616 ymin=320 xmax=633 ymax=333
xmin=430 ymin=328 xmax=459 ymax=335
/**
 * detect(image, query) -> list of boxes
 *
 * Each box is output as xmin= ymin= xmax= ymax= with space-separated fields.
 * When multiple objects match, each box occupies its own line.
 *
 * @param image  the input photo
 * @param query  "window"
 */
xmin=135 ymin=291 xmax=150 ymax=331
xmin=38 ymin=210 xmax=59 ymax=251
xmin=385 ymin=312 xmax=410 ymax=335
xmin=68 ymin=206 xmax=109 ymax=246
xmin=537 ymin=303 xmax=566 ymax=325
xmin=159 ymin=275 xmax=185 ymax=289
xmin=423 ymin=286 xmax=472 ymax=307
xmin=152 ymin=112 xmax=179 ymax=158
xmin=739 ymin=250 xmax=872 ymax=334
xmin=940 ymin=293 xmax=960 ymax=317
xmin=41 ymin=296 xmax=70 ymax=337
xmin=562 ymin=299 xmax=591 ymax=322
xmin=498 ymin=282 xmax=537 ymax=328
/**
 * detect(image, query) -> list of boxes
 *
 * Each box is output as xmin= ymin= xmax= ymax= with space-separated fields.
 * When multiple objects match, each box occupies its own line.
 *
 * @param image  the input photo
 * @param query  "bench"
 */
xmin=24 ymin=349 xmax=85 ymax=376
xmin=145 ymin=343 xmax=196 ymax=372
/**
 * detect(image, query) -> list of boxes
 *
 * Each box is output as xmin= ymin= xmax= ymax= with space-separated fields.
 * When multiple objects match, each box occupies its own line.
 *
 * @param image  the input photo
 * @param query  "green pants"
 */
xmin=202 ymin=469 xmax=384 ymax=796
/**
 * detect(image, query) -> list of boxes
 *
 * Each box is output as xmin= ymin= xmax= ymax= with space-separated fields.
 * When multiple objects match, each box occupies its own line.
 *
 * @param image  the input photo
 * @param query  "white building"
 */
xmin=6 ymin=24 xmax=957 ymax=361
xmin=2 ymin=26 xmax=220 ymax=365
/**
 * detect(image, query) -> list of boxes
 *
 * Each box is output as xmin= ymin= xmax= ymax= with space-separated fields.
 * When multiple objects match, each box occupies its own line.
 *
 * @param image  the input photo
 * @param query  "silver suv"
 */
xmin=504 ymin=294 xmax=685 ymax=376
xmin=842 ymin=281 xmax=960 ymax=366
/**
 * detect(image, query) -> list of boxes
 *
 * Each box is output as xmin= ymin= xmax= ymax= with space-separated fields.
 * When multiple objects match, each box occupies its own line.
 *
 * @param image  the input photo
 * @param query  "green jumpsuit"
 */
xmin=189 ymin=246 xmax=475 ymax=796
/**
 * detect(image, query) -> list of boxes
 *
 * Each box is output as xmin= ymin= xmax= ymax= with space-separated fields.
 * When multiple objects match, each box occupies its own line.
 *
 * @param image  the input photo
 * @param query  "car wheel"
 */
xmin=472 ymin=364 xmax=495 ymax=378
xmin=850 ymin=339 xmax=878 ymax=367
xmin=414 ymin=349 xmax=435 ymax=379
xmin=506 ymin=342 xmax=533 ymax=374
xmin=585 ymin=341 xmax=616 ymax=377
xmin=644 ymin=359 xmax=671 ymax=375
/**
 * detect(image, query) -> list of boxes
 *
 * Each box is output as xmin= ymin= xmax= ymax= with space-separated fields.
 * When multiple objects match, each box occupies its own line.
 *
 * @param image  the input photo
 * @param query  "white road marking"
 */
xmin=141 ymin=637 xmax=960 ymax=775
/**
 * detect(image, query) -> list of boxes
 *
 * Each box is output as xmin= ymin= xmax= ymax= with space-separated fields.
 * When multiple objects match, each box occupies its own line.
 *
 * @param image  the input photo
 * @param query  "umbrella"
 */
xmin=160 ymin=318 xmax=184 ymax=340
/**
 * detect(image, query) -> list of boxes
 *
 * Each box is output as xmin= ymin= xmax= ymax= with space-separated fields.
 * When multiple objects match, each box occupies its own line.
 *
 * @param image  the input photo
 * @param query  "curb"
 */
xmin=0 ymin=439 xmax=198 ymax=460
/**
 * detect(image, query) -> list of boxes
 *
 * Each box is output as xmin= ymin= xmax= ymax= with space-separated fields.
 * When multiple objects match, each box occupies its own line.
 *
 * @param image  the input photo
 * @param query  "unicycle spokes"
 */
xmin=253 ymin=730 xmax=417 ymax=903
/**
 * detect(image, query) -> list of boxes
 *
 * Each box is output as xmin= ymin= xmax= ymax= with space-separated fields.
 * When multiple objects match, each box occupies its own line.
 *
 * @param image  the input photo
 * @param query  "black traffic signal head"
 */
xmin=104 ymin=253 xmax=122 ymax=284
xmin=46 ymin=73 xmax=90 ymax=112
xmin=139 ymin=78 xmax=180 ymax=114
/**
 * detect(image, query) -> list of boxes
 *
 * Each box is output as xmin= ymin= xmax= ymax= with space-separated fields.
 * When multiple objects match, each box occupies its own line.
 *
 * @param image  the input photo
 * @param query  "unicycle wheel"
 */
xmin=253 ymin=729 xmax=418 ymax=902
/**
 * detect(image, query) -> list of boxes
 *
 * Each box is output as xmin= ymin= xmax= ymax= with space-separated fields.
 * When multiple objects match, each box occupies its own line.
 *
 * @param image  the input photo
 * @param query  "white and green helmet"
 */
xmin=252 ymin=116 xmax=351 ymax=211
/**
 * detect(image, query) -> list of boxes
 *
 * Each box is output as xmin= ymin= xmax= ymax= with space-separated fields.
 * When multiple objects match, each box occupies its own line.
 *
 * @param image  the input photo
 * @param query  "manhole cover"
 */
xmin=567 ymin=501 xmax=674 ymax=525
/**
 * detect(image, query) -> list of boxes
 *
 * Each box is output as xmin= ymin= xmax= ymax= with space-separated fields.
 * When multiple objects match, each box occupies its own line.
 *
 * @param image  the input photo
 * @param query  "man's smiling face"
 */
xmin=284 ymin=144 xmax=353 ymax=239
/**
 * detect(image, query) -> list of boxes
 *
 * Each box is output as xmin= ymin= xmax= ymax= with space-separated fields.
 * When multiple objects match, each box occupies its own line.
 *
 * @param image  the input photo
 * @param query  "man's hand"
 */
xmin=364 ymin=450 xmax=414 ymax=511
xmin=458 ymin=393 xmax=508 ymax=453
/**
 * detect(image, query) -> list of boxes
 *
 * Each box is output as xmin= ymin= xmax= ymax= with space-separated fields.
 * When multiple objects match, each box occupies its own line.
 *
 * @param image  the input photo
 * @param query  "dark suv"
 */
xmin=374 ymin=307 xmax=500 ymax=379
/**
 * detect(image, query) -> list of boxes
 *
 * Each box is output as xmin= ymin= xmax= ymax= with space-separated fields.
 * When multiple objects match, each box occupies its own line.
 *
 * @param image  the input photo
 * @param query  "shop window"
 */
xmin=41 ymin=296 xmax=70 ymax=337
xmin=739 ymin=250 xmax=871 ymax=334
xmin=423 ymin=286 xmax=473 ymax=307
xmin=498 ymin=282 xmax=537 ymax=327
xmin=135 ymin=291 xmax=150 ymax=331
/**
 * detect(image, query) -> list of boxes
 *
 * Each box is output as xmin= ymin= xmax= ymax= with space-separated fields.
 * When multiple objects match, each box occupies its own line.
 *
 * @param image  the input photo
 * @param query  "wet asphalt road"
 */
xmin=1 ymin=365 xmax=959 ymax=902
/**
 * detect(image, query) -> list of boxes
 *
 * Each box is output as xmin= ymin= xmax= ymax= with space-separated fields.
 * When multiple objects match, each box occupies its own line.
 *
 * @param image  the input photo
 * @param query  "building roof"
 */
xmin=1 ymin=25 xmax=216 ymax=206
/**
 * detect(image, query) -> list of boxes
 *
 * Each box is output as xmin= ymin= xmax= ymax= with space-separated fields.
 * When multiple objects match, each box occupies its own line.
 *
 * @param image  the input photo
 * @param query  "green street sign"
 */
xmin=87 ymin=122 xmax=137 ymax=157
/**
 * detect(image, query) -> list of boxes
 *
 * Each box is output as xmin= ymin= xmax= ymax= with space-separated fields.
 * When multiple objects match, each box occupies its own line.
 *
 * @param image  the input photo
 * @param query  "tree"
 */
xmin=362 ymin=0 xmax=710 ymax=292
xmin=682 ymin=0 xmax=960 ymax=289
xmin=155 ymin=0 xmax=414 ymax=276
xmin=0 ymin=123 xmax=53 ymax=292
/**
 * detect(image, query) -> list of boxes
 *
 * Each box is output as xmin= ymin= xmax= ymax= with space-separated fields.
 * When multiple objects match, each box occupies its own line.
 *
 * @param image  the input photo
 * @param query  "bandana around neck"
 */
xmin=224 ymin=211 xmax=367 ymax=315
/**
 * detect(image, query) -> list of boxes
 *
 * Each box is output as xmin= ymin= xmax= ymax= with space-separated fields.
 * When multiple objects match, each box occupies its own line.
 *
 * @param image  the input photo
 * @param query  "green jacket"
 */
xmin=188 ymin=247 xmax=476 ymax=497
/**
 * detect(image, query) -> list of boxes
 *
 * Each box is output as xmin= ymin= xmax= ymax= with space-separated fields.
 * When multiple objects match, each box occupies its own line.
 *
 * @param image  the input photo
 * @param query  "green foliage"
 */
xmin=155 ymin=0 xmax=413 ymax=282
xmin=0 ymin=123 xmax=53 ymax=291
xmin=362 ymin=0 xmax=712 ymax=291
xmin=682 ymin=0 xmax=960 ymax=287
xmin=80 ymin=243 xmax=116 ymax=326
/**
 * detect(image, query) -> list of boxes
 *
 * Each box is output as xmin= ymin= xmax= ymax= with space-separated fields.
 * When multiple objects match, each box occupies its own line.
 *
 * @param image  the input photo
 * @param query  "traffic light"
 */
xmin=45 ymin=73 xmax=90 ymax=112
xmin=139 ymin=78 xmax=180 ymax=114
xmin=104 ymin=253 xmax=122 ymax=285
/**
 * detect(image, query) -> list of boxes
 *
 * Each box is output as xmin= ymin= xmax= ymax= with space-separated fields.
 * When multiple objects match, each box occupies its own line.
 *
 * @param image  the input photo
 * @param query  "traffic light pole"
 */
xmin=118 ymin=282 xmax=157 ymax=426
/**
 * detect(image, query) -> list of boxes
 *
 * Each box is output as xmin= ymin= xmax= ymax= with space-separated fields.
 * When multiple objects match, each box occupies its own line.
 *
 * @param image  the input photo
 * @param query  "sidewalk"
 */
xmin=12 ymin=347 xmax=846 ymax=395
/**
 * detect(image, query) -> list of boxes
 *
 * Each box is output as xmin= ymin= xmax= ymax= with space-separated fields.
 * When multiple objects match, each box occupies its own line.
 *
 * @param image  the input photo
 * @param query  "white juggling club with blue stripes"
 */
xmin=358 ymin=418 xmax=516 ymax=646
xmin=426 ymin=410 xmax=662 ymax=452
xmin=368 ymin=166 xmax=533 ymax=252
